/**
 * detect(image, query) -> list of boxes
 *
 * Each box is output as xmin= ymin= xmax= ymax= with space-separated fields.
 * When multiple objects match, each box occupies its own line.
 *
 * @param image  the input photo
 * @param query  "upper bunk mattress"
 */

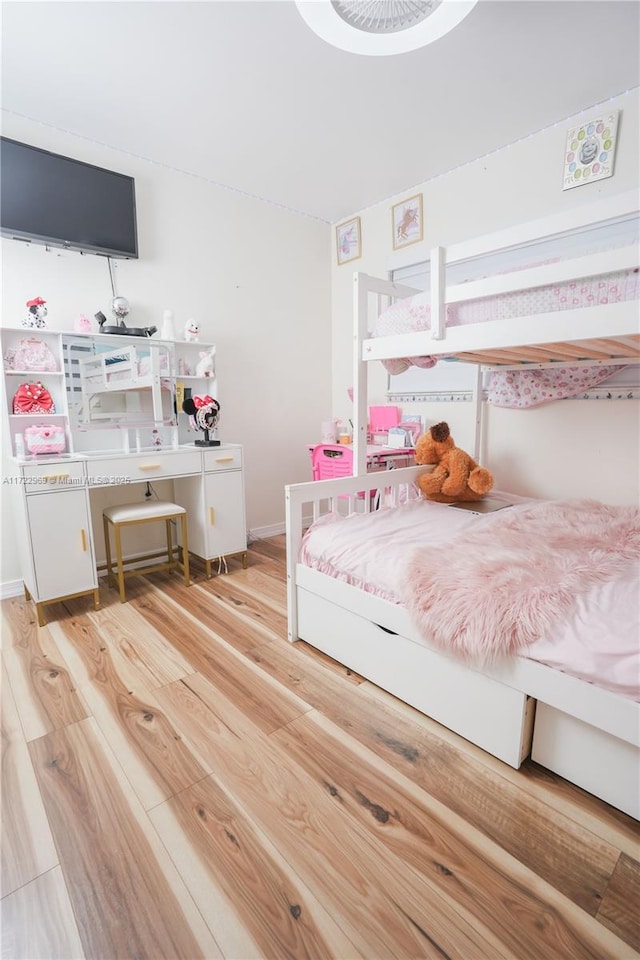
xmin=299 ymin=494 xmax=640 ymax=700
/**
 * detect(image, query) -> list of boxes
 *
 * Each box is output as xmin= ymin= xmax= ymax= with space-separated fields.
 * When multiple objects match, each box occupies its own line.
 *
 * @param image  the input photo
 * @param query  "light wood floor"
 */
xmin=2 ymin=535 xmax=639 ymax=960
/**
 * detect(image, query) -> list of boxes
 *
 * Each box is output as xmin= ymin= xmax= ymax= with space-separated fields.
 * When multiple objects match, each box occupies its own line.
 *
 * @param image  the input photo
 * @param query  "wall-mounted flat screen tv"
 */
xmin=0 ymin=137 xmax=138 ymax=259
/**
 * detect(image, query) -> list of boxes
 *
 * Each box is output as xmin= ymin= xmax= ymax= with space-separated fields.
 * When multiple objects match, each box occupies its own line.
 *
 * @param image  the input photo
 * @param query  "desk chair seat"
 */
xmin=103 ymin=501 xmax=190 ymax=603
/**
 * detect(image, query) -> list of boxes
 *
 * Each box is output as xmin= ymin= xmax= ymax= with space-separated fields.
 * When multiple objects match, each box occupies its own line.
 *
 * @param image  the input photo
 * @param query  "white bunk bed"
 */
xmin=285 ymin=190 xmax=640 ymax=819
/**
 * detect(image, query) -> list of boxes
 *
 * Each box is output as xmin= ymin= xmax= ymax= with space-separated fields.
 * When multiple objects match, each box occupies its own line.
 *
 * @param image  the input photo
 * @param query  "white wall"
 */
xmin=1 ymin=115 xmax=332 ymax=586
xmin=330 ymin=89 xmax=640 ymax=506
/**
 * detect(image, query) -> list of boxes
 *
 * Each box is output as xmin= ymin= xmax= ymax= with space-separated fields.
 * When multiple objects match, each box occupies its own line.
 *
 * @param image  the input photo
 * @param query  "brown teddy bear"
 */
xmin=415 ymin=421 xmax=494 ymax=503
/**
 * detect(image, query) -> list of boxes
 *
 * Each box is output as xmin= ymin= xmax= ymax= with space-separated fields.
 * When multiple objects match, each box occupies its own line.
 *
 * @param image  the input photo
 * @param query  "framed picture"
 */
xmin=392 ymin=194 xmax=423 ymax=250
xmin=562 ymin=111 xmax=618 ymax=191
xmin=336 ymin=216 xmax=361 ymax=265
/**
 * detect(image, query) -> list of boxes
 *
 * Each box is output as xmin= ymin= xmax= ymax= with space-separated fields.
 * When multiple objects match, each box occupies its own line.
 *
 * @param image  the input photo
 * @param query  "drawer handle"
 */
xmin=80 ymin=529 xmax=87 ymax=552
xmin=137 ymin=464 xmax=161 ymax=471
xmin=43 ymin=473 xmax=70 ymax=482
xmin=215 ymin=457 xmax=234 ymax=463
xmin=209 ymin=507 xmax=215 ymax=525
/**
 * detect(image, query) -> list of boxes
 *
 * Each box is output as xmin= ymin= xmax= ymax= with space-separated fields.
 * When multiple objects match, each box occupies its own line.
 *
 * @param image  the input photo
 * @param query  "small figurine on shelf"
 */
xmin=152 ymin=428 xmax=162 ymax=448
xmin=195 ymin=346 xmax=215 ymax=378
xmin=184 ymin=318 xmax=200 ymax=342
xmin=75 ymin=314 xmax=92 ymax=333
xmin=23 ymin=297 xmax=48 ymax=329
xmin=161 ymin=309 xmax=176 ymax=340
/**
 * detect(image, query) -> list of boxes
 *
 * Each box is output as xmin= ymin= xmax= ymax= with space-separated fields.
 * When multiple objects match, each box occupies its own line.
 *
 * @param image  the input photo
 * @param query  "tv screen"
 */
xmin=0 ymin=137 xmax=138 ymax=259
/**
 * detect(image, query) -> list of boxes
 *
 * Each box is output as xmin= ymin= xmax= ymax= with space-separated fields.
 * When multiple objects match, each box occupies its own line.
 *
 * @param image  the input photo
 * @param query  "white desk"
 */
xmin=7 ymin=443 xmax=247 ymax=625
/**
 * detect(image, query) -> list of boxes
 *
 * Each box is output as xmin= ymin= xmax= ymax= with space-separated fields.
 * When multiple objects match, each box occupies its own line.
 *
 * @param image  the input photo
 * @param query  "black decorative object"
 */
xmin=182 ymin=396 xmax=221 ymax=447
xmin=95 ymin=304 xmax=157 ymax=338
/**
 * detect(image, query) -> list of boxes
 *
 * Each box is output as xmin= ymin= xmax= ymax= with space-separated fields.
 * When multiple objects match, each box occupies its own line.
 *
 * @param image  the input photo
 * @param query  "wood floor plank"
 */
xmin=198 ymin=571 xmax=288 ymax=627
xmin=149 ymin=576 xmax=283 ymax=651
xmin=81 ymin=598 xmax=196 ymax=688
xmin=1 ymin=659 xmax=58 ymax=898
xmin=248 ymin=534 xmax=287 ymax=567
xmin=242 ymin=634 xmax=623 ymax=917
xmin=150 ymin=776 xmax=361 ymax=959
xmin=129 ymin=587 xmax=312 ymax=735
xmin=274 ymin=709 xmax=634 ymax=960
xmin=1 ymin=598 xmax=88 ymax=742
xmin=597 ymin=853 xmax=640 ymax=951
xmin=28 ymin=717 xmax=222 ymax=959
xmin=0 ymin=866 xmax=85 ymax=960
xmin=155 ymin=674 xmax=515 ymax=959
xmin=48 ymin=617 xmax=210 ymax=809
xmin=516 ymin=758 xmax=640 ymax=856
xmin=365 ymin=682 xmax=640 ymax=860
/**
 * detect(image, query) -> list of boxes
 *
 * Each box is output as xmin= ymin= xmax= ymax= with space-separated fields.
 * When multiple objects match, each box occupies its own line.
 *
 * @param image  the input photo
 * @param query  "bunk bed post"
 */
xmin=430 ymin=246 xmax=446 ymax=340
xmin=285 ymin=483 xmax=302 ymax=642
xmin=472 ymin=365 xmax=483 ymax=462
xmin=353 ymin=272 xmax=369 ymax=476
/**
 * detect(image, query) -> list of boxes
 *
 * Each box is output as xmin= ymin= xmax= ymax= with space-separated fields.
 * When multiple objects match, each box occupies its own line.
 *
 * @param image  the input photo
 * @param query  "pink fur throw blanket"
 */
xmin=402 ymin=499 xmax=640 ymax=663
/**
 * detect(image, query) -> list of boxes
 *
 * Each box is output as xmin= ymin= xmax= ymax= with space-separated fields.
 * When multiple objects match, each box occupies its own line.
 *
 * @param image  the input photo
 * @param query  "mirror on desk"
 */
xmin=62 ymin=333 xmax=177 ymax=451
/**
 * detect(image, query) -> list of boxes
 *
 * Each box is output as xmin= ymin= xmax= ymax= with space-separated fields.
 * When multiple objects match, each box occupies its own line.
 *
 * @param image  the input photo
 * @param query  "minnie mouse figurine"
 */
xmin=23 ymin=297 xmax=48 ymax=329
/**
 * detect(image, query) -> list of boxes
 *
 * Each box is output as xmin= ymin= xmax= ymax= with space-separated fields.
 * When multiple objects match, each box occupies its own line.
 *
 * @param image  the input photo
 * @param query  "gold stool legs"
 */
xmin=114 ymin=523 xmax=126 ymax=603
xmin=103 ymin=515 xmax=114 ymax=588
xmin=180 ymin=513 xmax=190 ymax=586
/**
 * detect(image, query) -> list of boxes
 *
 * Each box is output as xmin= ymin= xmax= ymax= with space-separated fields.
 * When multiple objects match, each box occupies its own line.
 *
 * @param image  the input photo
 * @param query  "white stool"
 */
xmin=103 ymin=501 xmax=190 ymax=603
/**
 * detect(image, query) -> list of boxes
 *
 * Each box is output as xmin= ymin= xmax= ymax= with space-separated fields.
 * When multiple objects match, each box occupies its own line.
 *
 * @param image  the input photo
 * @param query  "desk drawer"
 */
xmin=88 ymin=451 xmax=202 ymax=486
xmin=203 ymin=447 xmax=242 ymax=473
xmin=21 ymin=459 xmax=85 ymax=493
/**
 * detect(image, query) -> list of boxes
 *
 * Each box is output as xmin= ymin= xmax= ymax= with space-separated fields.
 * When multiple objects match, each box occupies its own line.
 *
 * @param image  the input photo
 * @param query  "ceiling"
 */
xmin=1 ymin=1 xmax=639 ymax=223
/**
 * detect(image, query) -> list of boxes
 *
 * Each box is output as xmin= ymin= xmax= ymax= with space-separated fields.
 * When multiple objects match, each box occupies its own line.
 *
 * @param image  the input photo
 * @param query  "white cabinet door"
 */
xmin=26 ymin=490 xmax=97 ymax=600
xmin=204 ymin=470 xmax=246 ymax=560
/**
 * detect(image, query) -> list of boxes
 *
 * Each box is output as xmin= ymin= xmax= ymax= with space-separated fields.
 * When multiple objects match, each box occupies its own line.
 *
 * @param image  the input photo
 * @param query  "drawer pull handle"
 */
xmin=138 ymin=464 xmax=161 ymax=471
xmin=209 ymin=507 xmax=215 ymax=525
xmin=43 ymin=473 xmax=70 ymax=482
xmin=80 ymin=529 xmax=87 ymax=552
xmin=215 ymin=457 xmax=234 ymax=463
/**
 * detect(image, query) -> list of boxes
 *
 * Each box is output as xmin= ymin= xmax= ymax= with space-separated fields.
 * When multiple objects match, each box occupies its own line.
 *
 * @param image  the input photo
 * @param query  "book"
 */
xmin=448 ymin=497 xmax=513 ymax=514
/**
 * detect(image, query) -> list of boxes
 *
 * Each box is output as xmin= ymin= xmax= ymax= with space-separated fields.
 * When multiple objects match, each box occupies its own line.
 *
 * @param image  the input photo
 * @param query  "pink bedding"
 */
xmin=299 ymin=494 xmax=640 ymax=699
xmin=376 ymin=267 xmax=638 ymax=406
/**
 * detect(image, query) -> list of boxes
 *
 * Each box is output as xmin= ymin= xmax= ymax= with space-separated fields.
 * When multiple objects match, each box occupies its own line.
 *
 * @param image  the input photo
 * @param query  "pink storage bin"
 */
xmin=24 ymin=424 xmax=66 ymax=455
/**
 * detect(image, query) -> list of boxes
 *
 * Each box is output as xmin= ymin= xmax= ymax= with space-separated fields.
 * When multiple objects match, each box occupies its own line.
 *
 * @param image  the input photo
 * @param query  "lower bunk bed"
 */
xmin=285 ymin=465 xmax=640 ymax=820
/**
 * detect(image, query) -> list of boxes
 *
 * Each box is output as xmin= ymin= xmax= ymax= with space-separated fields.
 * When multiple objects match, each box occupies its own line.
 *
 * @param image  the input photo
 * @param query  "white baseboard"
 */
xmin=1 ymin=579 xmax=24 ymax=599
xmin=249 ymin=522 xmax=286 ymax=541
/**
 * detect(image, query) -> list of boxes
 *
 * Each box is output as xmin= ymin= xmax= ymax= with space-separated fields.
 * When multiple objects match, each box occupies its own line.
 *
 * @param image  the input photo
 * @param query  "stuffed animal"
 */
xmin=23 ymin=297 xmax=48 ymax=329
xmin=184 ymin=318 xmax=199 ymax=342
xmin=195 ymin=346 xmax=215 ymax=378
xmin=415 ymin=421 xmax=494 ymax=503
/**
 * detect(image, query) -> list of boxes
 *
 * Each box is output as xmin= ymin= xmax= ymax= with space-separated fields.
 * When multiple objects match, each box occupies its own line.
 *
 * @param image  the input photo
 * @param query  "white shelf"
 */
xmin=9 ymin=413 xmax=66 ymax=420
xmin=3 ymin=369 xmax=63 ymax=377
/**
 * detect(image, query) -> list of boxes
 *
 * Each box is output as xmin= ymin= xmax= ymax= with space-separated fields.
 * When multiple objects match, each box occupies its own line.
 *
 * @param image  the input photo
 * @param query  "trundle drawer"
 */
xmin=532 ymin=702 xmax=639 ymax=820
xmin=297 ymin=586 xmax=534 ymax=768
xmin=88 ymin=451 xmax=202 ymax=486
xmin=203 ymin=447 xmax=242 ymax=473
xmin=21 ymin=459 xmax=86 ymax=493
